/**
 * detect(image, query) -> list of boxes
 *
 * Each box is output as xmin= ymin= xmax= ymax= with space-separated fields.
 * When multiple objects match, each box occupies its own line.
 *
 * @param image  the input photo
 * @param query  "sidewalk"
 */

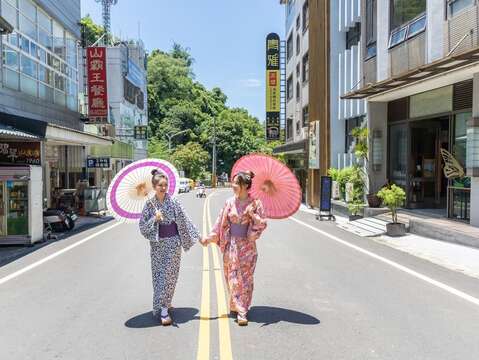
xmin=299 ymin=205 xmax=479 ymax=280
xmin=0 ymin=215 xmax=113 ymax=268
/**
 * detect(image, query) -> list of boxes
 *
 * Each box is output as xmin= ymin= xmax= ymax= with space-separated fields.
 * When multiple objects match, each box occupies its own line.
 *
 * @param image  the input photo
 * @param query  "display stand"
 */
xmin=316 ymin=176 xmax=336 ymax=221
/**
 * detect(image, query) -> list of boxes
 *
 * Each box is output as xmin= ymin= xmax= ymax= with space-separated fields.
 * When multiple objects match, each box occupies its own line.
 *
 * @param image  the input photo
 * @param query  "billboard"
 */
xmin=266 ymin=33 xmax=281 ymax=141
xmin=87 ymin=46 xmax=108 ymax=122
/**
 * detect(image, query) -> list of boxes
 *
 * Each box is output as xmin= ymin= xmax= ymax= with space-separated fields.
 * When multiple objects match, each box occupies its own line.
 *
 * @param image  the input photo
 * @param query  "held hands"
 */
xmin=199 ymin=237 xmax=209 ymax=247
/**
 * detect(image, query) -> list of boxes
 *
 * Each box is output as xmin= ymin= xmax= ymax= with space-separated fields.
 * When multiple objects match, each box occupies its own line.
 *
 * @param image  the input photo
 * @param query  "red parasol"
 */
xmin=231 ymin=154 xmax=301 ymax=219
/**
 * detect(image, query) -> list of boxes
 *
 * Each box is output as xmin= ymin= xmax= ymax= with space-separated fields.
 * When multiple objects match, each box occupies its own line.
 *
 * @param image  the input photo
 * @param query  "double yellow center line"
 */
xmin=197 ymin=192 xmax=233 ymax=360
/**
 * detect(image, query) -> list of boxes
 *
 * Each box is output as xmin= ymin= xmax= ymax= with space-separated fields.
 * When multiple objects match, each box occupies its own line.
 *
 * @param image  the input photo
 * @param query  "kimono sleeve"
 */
xmin=139 ymin=202 xmax=157 ymax=240
xmin=247 ymin=199 xmax=267 ymax=241
xmin=174 ymin=199 xmax=201 ymax=252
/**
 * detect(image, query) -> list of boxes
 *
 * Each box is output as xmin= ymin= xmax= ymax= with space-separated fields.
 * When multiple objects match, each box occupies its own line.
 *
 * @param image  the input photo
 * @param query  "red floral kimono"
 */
xmin=207 ymin=196 xmax=267 ymax=315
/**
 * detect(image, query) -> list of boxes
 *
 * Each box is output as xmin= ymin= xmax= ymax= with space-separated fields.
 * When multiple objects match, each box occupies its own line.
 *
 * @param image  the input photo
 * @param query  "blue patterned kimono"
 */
xmin=139 ymin=194 xmax=200 ymax=311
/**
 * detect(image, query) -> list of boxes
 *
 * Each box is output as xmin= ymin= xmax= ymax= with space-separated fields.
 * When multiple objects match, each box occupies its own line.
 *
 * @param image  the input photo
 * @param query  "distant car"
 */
xmin=178 ymin=178 xmax=190 ymax=193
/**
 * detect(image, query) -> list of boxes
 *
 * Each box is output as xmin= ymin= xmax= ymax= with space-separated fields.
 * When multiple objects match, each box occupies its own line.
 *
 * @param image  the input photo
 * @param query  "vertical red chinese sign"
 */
xmin=87 ymin=47 xmax=108 ymax=122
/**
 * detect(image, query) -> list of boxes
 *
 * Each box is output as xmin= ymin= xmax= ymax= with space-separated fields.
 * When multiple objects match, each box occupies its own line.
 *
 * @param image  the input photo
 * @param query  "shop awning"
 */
xmin=273 ymin=139 xmax=307 ymax=155
xmin=342 ymin=46 xmax=479 ymax=102
xmin=45 ymin=124 xmax=113 ymax=146
xmin=0 ymin=124 xmax=39 ymax=140
xmin=90 ymin=140 xmax=134 ymax=160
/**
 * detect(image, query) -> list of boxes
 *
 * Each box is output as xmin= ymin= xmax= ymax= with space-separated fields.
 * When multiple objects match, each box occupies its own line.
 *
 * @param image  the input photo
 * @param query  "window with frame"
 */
xmin=286 ymin=33 xmax=293 ymax=62
xmin=390 ymin=0 xmax=426 ymax=31
xmin=296 ymin=81 xmax=300 ymax=101
xmin=287 ymin=75 xmax=293 ymax=101
xmin=287 ymin=117 xmax=293 ymax=139
xmin=302 ymin=52 xmax=309 ymax=83
xmin=346 ymin=22 xmax=361 ymax=50
xmin=296 ymin=14 xmax=301 ymax=30
xmin=302 ymin=105 xmax=309 ymax=127
xmin=296 ymin=63 xmax=301 ymax=78
xmin=296 ymin=120 xmax=301 ymax=135
xmin=447 ymin=0 xmax=476 ymax=18
xmin=366 ymin=0 xmax=377 ymax=59
xmin=302 ymin=1 xmax=309 ymax=32
xmin=296 ymin=34 xmax=300 ymax=55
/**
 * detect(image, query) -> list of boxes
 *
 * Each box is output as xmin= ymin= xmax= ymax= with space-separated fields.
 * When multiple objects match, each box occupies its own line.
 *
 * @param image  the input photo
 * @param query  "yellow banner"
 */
xmin=266 ymin=70 xmax=280 ymax=113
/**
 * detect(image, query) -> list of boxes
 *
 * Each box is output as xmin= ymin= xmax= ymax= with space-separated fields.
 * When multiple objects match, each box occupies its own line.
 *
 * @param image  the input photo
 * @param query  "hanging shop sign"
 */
xmin=87 ymin=46 xmax=109 ymax=123
xmin=0 ymin=142 xmax=41 ymax=165
xmin=266 ymin=33 xmax=281 ymax=141
xmin=309 ymin=121 xmax=320 ymax=169
xmin=87 ymin=157 xmax=111 ymax=169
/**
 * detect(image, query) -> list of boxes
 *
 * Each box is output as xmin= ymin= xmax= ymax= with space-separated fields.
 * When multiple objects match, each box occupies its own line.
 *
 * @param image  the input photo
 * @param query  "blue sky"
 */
xmin=81 ymin=0 xmax=285 ymax=122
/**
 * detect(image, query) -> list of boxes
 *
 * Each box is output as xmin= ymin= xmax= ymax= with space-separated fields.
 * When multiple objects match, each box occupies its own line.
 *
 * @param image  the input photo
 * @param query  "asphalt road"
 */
xmin=1 ymin=189 xmax=479 ymax=360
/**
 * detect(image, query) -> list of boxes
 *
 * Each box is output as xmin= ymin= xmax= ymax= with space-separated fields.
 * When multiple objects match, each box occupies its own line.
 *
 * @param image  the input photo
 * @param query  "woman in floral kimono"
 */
xmin=202 ymin=171 xmax=267 ymax=326
xmin=139 ymin=169 xmax=200 ymax=326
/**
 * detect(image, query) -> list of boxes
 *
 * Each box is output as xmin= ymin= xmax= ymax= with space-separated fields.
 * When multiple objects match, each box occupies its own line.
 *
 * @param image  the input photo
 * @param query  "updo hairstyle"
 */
xmin=234 ymin=171 xmax=255 ymax=190
xmin=151 ymin=169 xmax=168 ymax=187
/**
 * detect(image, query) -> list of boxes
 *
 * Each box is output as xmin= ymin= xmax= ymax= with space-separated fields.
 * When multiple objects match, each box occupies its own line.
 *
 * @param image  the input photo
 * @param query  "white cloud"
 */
xmin=239 ymin=79 xmax=262 ymax=88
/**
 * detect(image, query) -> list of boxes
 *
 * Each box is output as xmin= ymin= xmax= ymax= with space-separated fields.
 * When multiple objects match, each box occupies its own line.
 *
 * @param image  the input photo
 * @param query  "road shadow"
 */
xmin=125 ymin=307 xmax=199 ymax=328
xmin=246 ymin=306 xmax=320 ymax=327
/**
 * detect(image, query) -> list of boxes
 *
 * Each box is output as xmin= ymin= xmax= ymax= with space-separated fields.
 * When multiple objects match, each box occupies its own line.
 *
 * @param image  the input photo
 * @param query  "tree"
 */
xmin=80 ymin=16 xmax=104 ymax=45
xmin=171 ymin=142 xmax=210 ymax=180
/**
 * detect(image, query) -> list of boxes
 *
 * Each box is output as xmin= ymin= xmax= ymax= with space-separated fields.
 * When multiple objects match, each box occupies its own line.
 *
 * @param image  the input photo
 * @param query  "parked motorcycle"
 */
xmin=43 ymin=206 xmax=78 ymax=233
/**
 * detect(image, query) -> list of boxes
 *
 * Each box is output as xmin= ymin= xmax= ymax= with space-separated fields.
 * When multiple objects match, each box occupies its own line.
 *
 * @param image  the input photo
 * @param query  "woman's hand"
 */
xmin=155 ymin=210 xmax=163 ymax=222
xmin=199 ymin=237 xmax=209 ymax=247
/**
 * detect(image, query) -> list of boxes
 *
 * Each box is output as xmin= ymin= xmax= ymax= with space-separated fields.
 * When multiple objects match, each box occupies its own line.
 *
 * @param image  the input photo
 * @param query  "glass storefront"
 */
xmin=0 ymin=180 xmax=29 ymax=236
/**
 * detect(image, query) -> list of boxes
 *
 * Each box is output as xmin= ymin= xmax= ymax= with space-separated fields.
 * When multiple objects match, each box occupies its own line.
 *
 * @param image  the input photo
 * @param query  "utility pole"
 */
xmin=165 ymin=129 xmax=188 ymax=152
xmin=212 ymin=117 xmax=217 ymax=188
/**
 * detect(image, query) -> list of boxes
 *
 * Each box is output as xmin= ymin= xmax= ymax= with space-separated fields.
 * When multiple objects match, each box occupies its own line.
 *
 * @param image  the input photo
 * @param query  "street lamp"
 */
xmin=165 ymin=129 xmax=189 ymax=151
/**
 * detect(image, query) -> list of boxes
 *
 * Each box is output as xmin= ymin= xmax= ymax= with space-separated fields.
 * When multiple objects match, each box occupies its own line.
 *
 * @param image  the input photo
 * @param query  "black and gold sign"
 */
xmin=134 ymin=125 xmax=148 ymax=140
xmin=266 ymin=33 xmax=281 ymax=141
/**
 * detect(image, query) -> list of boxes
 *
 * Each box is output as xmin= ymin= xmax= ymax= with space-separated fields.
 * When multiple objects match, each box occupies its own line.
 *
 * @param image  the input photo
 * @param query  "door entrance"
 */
xmin=408 ymin=117 xmax=449 ymax=209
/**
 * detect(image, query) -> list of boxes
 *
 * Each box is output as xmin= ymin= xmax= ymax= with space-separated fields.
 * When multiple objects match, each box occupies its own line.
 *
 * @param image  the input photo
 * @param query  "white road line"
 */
xmin=290 ymin=216 xmax=479 ymax=307
xmin=0 ymin=222 xmax=121 ymax=286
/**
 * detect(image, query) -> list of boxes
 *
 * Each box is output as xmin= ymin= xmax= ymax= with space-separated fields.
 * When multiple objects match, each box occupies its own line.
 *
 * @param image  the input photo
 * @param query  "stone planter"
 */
xmin=349 ymin=214 xmax=363 ymax=222
xmin=386 ymin=222 xmax=406 ymax=237
xmin=332 ymin=181 xmax=340 ymax=200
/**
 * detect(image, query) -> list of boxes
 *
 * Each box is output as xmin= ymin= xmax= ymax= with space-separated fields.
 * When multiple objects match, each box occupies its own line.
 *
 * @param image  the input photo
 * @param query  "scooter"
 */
xmin=196 ymin=186 xmax=206 ymax=198
xmin=43 ymin=206 xmax=78 ymax=233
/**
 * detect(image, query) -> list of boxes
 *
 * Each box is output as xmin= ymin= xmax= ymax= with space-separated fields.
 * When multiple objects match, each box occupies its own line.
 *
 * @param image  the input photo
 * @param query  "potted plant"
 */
xmin=337 ymin=167 xmax=354 ymax=201
xmin=328 ymin=168 xmax=341 ymax=200
xmin=377 ymin=184 xmax=406 ymax=236
xmin=348 ymin=199 xmax=364 ymax=221
xmin=351 ymin=126 xmax=382 ymax=208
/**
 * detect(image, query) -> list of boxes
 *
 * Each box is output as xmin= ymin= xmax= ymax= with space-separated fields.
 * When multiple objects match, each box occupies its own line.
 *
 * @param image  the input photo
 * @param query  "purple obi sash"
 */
xmin=230 ymin=223 xmax=248 ymax=238
xmin=158 ymin=222 xmax=178 ymax=238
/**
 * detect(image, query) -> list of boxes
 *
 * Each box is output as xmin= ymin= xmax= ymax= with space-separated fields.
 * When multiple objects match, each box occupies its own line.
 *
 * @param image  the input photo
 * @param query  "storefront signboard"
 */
xmin=134 ymin=126 xmax=148 ymax=140
xmin=0 ymin=142 xmax=41 ymax=165
xmin=320 ymin=176 xmax=333 ymax=213
xmin=266 ymin=33 xmax=281 ymax=141
xmin=87 ymin=46 xmax=109 ymax=123
xmin=87 ymin=157 xmax=111 ymax=169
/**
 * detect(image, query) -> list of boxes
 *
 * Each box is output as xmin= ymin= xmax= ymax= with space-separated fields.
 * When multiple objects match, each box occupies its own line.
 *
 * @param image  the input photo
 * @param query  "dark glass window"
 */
xmin=390 ymin=0 xmax=426 ymax=31
xmin=302 ymin=106 xmax=309 ymax=127
xmin=448 ymin=0 xmax=474 ymax=18
xmin=287 ymin=117 xmax=293 ymax=139
xmin=287 ymin=33 xmax=293 ymax=62
xmin=287 ymin=75 xmax=293 ymax=101
xmin=346 ymin=22 xmax=361 ymax=50
xmin=302 ymin=52 xmax=309 ymax=83
xmin=302 ymin=1 xmax=309 ymax=32
xmin=365 ymin=0 xmax=377 ymax=59
xmin=345 ymin=117 xmax=362 ymax=152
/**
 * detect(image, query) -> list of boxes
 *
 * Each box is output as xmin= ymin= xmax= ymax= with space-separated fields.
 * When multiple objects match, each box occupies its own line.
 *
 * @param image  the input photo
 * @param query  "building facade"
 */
xmin=343 ymin=0 xmax=479 ymax=227
xmin=0 ymin=0 xmax=112 ymax=244
xmin=276 ymin=0 xmax=310 ymax=203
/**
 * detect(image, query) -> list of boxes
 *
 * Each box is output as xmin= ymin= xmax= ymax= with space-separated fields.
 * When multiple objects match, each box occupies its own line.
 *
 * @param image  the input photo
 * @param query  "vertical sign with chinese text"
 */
xmin=266 ymin=33 xmax=281 ymax=141
xmin=87 ymin=47 xmax=108 ymax=122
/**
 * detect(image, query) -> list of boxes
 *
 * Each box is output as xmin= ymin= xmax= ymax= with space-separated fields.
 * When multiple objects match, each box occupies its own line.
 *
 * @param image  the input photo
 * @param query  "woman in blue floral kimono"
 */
xmin=139 ymin=169 xmax=200 ymax=326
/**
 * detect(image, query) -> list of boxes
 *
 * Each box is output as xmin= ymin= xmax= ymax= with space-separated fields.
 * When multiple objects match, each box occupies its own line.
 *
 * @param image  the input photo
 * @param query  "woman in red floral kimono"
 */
xmin=201 ymin=171 xmax=267 ymax=326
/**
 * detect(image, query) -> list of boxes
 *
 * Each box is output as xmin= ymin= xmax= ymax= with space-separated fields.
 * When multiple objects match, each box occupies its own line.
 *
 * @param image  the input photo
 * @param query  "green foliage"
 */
xmin=80 ymin=16 xmax=104 ymax=45
xmin=377 ymin=184 xmax=406 ymax=223
xmin=336 ymin=167 xmax=354 ymax=199
xmin=171 ymin=142 xmax=210 ymax=180
xmin=328 ymin=168 xmax=340 ymax=181
xmin=348 ymin=199 xmax=364 ymax=216
xmin=351 ymin=126 xmax=368 ymax=161
xmin=147 ymin=138 xmax=171 ymax=160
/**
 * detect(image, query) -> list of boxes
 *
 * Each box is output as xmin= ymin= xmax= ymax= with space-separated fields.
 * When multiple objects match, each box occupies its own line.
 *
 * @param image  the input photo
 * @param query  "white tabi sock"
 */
xmin=160 ymin=307 xmax=169 ymax=317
